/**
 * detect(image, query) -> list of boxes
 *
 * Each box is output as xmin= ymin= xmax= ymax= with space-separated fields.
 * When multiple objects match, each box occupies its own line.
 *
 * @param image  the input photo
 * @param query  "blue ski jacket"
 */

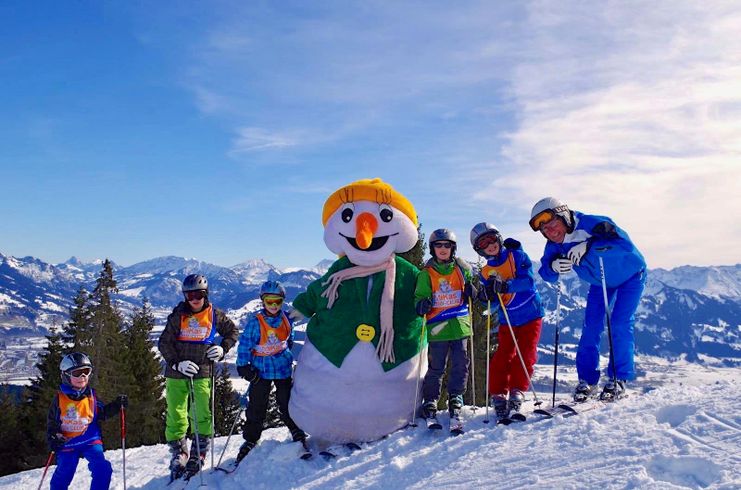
xmin=537 ymin=211 xmax=646 ymax=287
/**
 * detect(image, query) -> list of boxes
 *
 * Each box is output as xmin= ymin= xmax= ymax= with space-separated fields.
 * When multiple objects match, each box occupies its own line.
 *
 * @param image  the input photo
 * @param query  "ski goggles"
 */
xmin=185 ymin=290 xmax=207 ymax=301
xmin=432 ymin=242 xmax=453 ymax=249
xmin=529 ymin=209 xmax=557 ymax=231
xmin=475 ymin=234 xmax=499 ymax=250
xmin=262 ymin=295 xmax=284 ymax=307
xmin=69 ymin=367 xmax=92 ymax=379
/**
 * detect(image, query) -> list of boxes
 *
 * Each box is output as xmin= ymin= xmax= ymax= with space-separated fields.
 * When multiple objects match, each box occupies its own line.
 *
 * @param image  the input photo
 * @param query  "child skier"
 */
xmin=47 ymin=352 xmax=127 ymax=490
xmin=470 ymin=222 xmax=544 ymax=422
xmin=158 ymin=274 xmax=239 ymax=480
xmin=529 ymin=197 xmax=646 ymax=401
xmin=414 ymin=229 xmax=474 ymax=433
xmin=235 ymin=280 xmax=306 ymax=462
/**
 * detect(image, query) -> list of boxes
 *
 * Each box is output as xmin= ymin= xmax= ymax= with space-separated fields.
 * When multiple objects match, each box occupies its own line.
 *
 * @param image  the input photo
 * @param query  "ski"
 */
xmin=426 ymin=416 xmax=443 ymax=430
xmin=215 ymin=459 xmax=240 ymax=474
xmin=299 ymin=440 xmax=313 ymax=460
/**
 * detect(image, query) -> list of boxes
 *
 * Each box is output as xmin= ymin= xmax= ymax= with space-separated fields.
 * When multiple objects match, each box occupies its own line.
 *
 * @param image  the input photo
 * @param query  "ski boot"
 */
xmin=573 ymin=380 xmax=596 ymax=402
xmin=184 ymin=435 xmax=208 ymax=478
xmin=422 ymin=399 xmax=441 ymax=430
xmin=235 ymin=441 xmax=255 ymax=464
xmin=167 ymin=438 xmax=188 ymax=481
xmin=290 ymin=428 xmax=307 ymax=443
xmin=507 ymin=390 xmax=527 ymax=422
xmin=492 ymin=395 xmax=510 ymax=424
xmin=600 ymin=380 xmax=626 ymax=401
xmin=448 ymin=394 xmax=464 ymax=435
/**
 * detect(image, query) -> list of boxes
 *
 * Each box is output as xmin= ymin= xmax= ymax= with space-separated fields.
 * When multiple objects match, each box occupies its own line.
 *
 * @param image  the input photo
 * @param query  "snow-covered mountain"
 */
xmin=1 ymin=251 xmax=739 ymax=364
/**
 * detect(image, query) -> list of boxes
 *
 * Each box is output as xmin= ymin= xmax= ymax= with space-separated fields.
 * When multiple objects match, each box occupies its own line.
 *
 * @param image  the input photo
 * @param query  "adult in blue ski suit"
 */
xmin=529 ymin=197 xmax=646 ymax=399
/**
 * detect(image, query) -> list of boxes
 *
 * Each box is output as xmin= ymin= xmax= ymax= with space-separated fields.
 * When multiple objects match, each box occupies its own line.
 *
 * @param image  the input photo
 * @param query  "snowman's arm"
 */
xmin=292 ymin=281 xmax=322 ymax=317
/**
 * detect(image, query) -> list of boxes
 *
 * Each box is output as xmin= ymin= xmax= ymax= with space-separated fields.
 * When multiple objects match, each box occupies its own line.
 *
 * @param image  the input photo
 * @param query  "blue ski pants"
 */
xmin=422 ymin=338 xmax=469 ymax=402
xmin=577 ymin=269 xmax=646 ymax=384
xmin=50 ymin=443 xmax=112 ymax=490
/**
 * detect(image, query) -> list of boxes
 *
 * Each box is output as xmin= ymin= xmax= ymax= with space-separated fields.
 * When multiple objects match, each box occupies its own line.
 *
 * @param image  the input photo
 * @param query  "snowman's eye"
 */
xmin=379 ymin=205 xmax=393 ymax=223
xmin=341 ymin=205 xmax=354 ymax=223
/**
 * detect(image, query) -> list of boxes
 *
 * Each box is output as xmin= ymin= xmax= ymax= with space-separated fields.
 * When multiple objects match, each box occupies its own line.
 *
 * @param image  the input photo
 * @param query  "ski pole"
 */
xmin=484 ymin=300 xmax=491 ymax=424
xmin=188 ymin=377 xmax=205 ymax=488
xmin=468 ymin=297 xmax=476 ymax=412
xmin=497 ymin=293 xmax=542 ymax=407
xmin=599 ymin=257 xmax=618 ymax=389
xmin=214 ymin=389 xmax=248 ymax=471
xmin=120 ymin=403 xmax=127 ymax=490
xmin=409 ymin=321 xmax=427 ymax=427
xmin=36 ymin=451 xmax=54 ymax=490
xmin=552 ymin=280 xmax=562 ymax=408
xmin=210 ymin=362 xmax=215 ymax=471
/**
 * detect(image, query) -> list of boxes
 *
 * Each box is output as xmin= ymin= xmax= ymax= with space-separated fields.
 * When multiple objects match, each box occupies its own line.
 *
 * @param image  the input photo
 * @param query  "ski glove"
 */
xmin=237 ymin=364 xmax=260 ymax=383
xmin=486 ymin=277 xmax=509 ymax=296
xmin=551 ymin=257 xmax=573 ymax=274
xmin=477 ymin=287 xmax=491 ymax=303
xmin=415 ymin=298 xmax=433 ymax=316
xmin=174 ymin=360 xmax=200 ymax=377
xmin=116 ymin=394 xmax=128 ymax=409
xmin=462 ymin=282 xmax=475 ymax=303
xmin=592 ymin=221 xmax=618 ymax=239
xmin=49 ymin=433 xmax=67 ymax=451
xmin=567 ymin=242 xmax=589 ymax=265
xmin=205 ymin=345 xmax=224 ymax=361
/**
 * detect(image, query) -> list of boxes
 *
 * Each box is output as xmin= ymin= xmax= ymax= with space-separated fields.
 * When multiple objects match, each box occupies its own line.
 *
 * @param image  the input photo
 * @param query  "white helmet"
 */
xmin=529 ymin=197 xmax=573 ymax=232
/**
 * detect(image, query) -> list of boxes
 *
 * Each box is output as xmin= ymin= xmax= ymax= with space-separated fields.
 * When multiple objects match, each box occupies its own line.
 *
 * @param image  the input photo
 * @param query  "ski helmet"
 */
xmin=60 ymin=352 xmax=94 ymax=385
xmin=529 ymin=197 xmax=574 ymax=232
xmin=428 ymin=228 xmax=457 ymax=258
xmin=470 ymin=222 xmax=503 ymax=257
xmin=182 ymin=274 xmax=208 ymax=293
xmin=260 ymin=280 xmax=285 ymax=298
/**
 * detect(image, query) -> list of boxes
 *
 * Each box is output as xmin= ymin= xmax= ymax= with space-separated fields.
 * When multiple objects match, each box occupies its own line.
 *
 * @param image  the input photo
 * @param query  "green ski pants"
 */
xmin=165 ymin=377 xmax=212 ymax=442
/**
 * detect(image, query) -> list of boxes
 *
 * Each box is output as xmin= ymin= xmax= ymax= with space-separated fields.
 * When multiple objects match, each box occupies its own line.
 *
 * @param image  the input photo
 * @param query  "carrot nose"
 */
xmin=355 ymin=212 xmax=378 ymax=250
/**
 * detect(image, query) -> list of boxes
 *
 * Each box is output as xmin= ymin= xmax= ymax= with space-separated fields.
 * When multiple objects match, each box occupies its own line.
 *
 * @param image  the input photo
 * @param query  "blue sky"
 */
xmin=2 ymin=1 xmax=739 ymax=270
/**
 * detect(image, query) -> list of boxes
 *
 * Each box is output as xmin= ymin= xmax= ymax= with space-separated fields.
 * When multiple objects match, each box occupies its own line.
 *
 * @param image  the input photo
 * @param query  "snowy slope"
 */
xmin=3 ymin=365 xmax=739 ymax=489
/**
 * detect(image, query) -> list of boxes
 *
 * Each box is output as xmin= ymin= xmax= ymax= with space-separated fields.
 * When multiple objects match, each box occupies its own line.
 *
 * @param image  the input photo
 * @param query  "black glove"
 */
xmin=237 ymin=364 xmax=260 ymax=383
xmin=49 ymin=433 xmax=67 ymax=451
xmin=116 ymin=394 xmax=128 ymax=409
xmin=415 ymin=298 xmax=433 ymax=316
xmin=486 ymin=277 xmax=509 ymax=296
xmin=592 ymin=221 xmax=618 ymax=239
xmin=462 ymin=282 xmax=475 ymax=303
xmin=477 ymin=286 xmax=492 ymax=303
xmin=503 ymin=238 xmax=521 ymax=250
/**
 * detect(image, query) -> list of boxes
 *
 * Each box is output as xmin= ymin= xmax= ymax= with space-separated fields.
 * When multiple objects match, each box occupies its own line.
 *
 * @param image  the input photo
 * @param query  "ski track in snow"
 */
xmin=3 ymin=378 xmax=740 ymax=489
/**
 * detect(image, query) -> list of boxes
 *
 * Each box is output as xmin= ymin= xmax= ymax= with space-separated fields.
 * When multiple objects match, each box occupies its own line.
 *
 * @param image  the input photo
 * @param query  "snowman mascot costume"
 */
xmin=289 ymin=178 xmax=427 ymax=444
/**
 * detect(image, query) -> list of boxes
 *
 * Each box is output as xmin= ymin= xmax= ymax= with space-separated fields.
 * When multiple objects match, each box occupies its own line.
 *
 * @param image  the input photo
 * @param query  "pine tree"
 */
xmin=124 ymin=298 xmax=166 ymax=446
xmin=212 ymin=363 xmax=240 ymax=436
xmin=63 ymin=286 xmax=94 ymax=349
xmin=20 ymin=324 xmax=67 ymax=470
xmin=399 ymin=221 xmax=425 ymax=269
xmin=0 ymin=386 xmax=21 ymax=476
xmin=88 ymin=259 xmax=135 ymax=449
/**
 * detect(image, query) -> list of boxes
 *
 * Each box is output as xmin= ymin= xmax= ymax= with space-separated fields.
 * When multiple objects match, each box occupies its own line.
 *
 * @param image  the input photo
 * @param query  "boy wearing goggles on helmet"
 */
xmin=414 ymin=229 xmax=474 ymax=431
xmin=157 ymin=274 xmax=239 ymax=480
xmin=470 ymin=222 xmax=544 ymax=422
xmin=47 ymin=352 xmax=128 ymax=490
xmin=529 ymin=197 xmax=646 ymax=402
xmin=234 ymin=280 xmax=306 ymax=462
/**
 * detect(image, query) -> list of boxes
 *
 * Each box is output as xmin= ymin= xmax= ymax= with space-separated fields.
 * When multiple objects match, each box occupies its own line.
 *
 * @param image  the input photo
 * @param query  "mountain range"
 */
xmin=1 ymin=252 xmax=739 ymax=364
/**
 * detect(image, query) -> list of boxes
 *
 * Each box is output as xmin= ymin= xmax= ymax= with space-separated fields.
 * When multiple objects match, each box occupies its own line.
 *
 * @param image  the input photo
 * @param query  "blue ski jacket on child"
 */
xmin=236 ymin=308 xmax=295 ymax=380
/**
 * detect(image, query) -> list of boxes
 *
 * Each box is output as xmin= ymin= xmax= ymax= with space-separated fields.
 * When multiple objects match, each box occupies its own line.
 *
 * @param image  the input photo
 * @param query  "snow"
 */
xmin=119 ymin=287 xmax=145 ymax=298
xmin=2 ymin=364 xmax=739 ymax=489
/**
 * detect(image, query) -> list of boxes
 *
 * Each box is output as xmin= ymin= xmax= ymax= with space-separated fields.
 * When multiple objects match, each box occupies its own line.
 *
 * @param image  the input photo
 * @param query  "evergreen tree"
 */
xmin=212 ymin=363 xmax=240 ymax=436
xmin=20 ymin=324 xmax=67 ymax=471
xmin=124 ymin=298 xmax=166 ymax=446
xmin=0 ymin=386 xmax=21 ymax=476
xmin=88 ymin=259 xmax=135 ymax=449
xmin=63 ymin=286 xmax=94 ymax=349
xmin=399 ymin=221 xmax=425 ymax=269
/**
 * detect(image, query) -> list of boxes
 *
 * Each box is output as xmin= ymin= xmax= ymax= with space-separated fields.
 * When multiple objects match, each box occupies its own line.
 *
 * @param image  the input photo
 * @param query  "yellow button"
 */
xmin=356 ymin=324 xmax=376 ymax=342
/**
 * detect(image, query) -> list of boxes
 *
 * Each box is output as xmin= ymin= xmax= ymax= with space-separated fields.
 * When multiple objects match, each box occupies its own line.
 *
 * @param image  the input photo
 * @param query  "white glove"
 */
xmin=288 ymin=308 xmax=305 ymax=322
xmin=567 ymin=241 xmax=589 ymax=265
xmin=174 ymin=360 xmax=199 ymax=377
xmin=205 ymin=345 xmax=224 ymax=361
xmin=551 ymin=258 xmax=573 ymax=274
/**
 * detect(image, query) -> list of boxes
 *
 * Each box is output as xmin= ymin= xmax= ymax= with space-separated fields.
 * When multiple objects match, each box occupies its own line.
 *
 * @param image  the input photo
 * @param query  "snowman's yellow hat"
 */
xmin=322 ymin=178 xmax=418 ymax=227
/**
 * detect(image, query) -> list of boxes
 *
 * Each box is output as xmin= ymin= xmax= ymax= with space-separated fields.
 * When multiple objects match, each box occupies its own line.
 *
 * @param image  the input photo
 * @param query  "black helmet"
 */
xmin=60 ymin=352 xmax=94 ymax=385
xmin=470 ymin=222 xmax=503 ymax=257
xmin=182 ymin=274 xmax=208 ymax=293
xmin=428 ymin=228 xmax=457 ymax=258
xmin=260 ymin=280 xmax=286 ymax=298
